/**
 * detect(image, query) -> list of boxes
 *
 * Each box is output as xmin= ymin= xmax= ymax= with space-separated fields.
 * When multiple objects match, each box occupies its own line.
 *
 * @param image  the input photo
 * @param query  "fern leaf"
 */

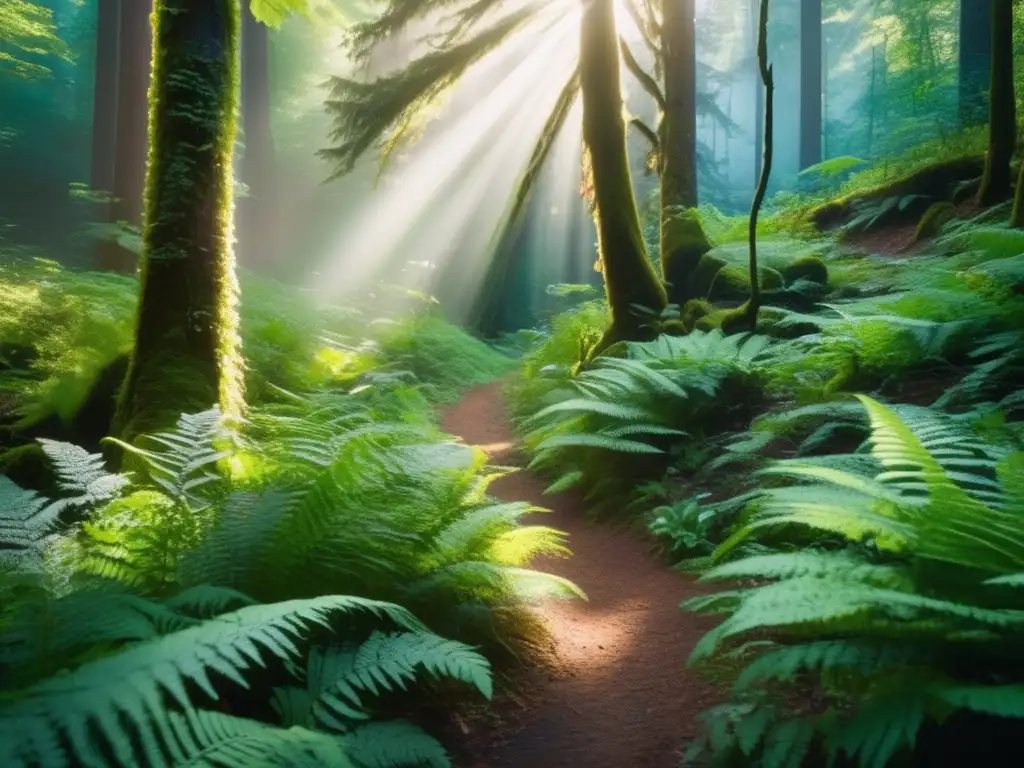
xmin=535 ymin=434 xmax=664 ymax=454
xmin=0 ymin=596 xmax=423 ymax=767
xmin=341 ymin=720 xmax=449 ymax=768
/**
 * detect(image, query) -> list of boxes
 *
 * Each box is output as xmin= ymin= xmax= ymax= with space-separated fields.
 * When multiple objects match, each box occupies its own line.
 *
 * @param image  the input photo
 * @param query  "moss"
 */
xmin=719 ymin=301 xmax=758 ymax=334
xmin=706 ymin=264 xmax=783 ymax=301
xmin=915 ymin=202 xmax=957 ymax=242
xmin=806 ymin=156 xmax=984 ymax=230
xmin=113 ymin=0 xmax=243 ymax=445
xmin=580 ymin=0 xmax=667 ymax=343
xmin=680 ymin=299 xmax=712 ymax=332
xmin=0 ymin=443 xmax=55 ymax=494
xmin=781 ymin=255 xmax=828 ymax=286
xmin=690 ymin=253 xmax=727 ymax=298
xmin=661 ymin=208 xmax=712 ymax=305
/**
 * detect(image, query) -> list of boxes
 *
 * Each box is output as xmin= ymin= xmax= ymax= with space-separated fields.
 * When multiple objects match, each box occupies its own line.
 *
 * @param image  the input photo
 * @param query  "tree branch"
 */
xmin=623 ymin=0 xmax=662 ymax=65
xmin=619 ymin=37 xmax=665 ymax=111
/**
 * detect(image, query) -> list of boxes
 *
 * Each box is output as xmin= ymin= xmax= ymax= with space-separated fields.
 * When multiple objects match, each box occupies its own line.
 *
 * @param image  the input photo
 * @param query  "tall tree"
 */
xmin=114 ymin=0 xmax=244 ymax=441
xmin=95 ymin=0 xmax=153 ymax=273
xmin=959 ymin=0 xmax=992 ymax=128
xmin=798 ymin=0 xmax=821 ymax=169
xmin=238 ymin=0 xmax=277 ymax=270
xmin=580 ymin=0 xmax=666 ymax=345
xmin=976 ymin=0 xmax=1015 ymax=207
xmin=655 ymin=0 xmax=713 ymax=307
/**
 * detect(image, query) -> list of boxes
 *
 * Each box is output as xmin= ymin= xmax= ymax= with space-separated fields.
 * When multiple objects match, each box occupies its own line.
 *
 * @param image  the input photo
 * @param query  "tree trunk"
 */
xmin=659 ymin=0 xmax=711 ymax=306
xmin=1012 ymin=161 xmax=1024 ymax=227
xmin=798 ymin=0 xmax=821 ymax=169
xmin=90 ymin=0 xmax=120 ymax=204
xmin=239 ymin=0 xmax=276 ymax=271
xmin=95 ymin=0 xmax=153 ymax=273
xmin=959 ymin=0 xmax=992 ymax=128
xmin=977 ymin=0 xmax=1015 ymax=207
xmin=114 ymin=0 xmax=244 ymax=443
xmin=579 ymin=0 xmax=666 ymax=345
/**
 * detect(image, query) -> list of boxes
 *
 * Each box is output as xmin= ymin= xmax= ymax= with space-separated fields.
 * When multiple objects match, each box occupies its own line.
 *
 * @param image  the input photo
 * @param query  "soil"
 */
xmin=440 ymin=383 xmax=722 ymax=768
xmin=842 ymin=220 xmax=920 ymax=257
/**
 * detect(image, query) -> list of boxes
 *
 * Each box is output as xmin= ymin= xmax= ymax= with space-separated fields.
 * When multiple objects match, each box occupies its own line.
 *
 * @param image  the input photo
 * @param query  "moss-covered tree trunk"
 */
xmin=659 ymin=0 xmax=711 ymax=306
xmin=113 ymin=0 xmax=244 ymax=443
xmin=976 ymin=0 xmax=1016 ymax=207
xmin=580 ymin=0 xmax=666 ymax=345
xmin=1011 ymin=162 xmax=1024 ymax=227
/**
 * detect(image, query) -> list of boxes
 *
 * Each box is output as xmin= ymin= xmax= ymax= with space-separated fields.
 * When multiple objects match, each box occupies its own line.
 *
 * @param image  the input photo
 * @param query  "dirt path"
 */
xmin=441 ymin=383 xmax=721 ymax=768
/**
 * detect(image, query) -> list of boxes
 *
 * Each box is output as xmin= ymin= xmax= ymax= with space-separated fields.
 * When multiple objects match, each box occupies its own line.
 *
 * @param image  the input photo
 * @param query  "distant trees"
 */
xmin=977 ymin=0 xmax=1015 ymax=207
xmin=239 ymin=0 xmax=277 ymax=271
xmin=958 ymin=0 xmax=992 ymax=129
xmin=798 ymin=0 xmax=821 ymax=170
xmin=648 ymin=0 xmax=714 ymax=309
xmin=92 ymin=0 xmax=153 ymax=274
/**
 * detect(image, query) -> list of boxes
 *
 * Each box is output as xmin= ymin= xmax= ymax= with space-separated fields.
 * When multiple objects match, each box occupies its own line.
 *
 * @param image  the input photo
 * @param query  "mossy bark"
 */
xmin=1011 ymin=162 xmax=1024 ymax=227
xmin=976 ymin=0 xmax=1016 ymax=207
xmin=113 ymin=0 xmax=244 ymax=444
xmin=659 ymin=0 xmax=711 ymax=306
xmin=580 ymin=0 xmax=666 ymax=345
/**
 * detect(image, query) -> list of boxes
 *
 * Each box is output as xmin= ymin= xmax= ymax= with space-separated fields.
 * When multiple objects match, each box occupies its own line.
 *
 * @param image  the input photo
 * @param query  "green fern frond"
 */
xmin=341 ymin=720 xmax=449 ymax=768
xmin=0 ymin=596 xmax=423 ymax=767
xmin=171 ymin=709 xmax=355 ymax=767
xmin=528 ymin=398 xmax=656 ymax=423
xmin=544 ymin=470 xmax=583 ymax=494
xmin=37 ymin=438 xmax=130 ymax=514
xmin=104 ymin=408 xmax=232 ymax=506
xmin=534 ymin=433 xmax=664 ymax=454
xmin=0 ymin=477 xmax=60 ymax=567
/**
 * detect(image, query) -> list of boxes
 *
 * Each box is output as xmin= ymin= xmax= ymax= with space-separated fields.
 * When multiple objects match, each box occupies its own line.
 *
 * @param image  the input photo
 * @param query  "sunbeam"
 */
xmin=311 ymin=8 xmax=580 ymax=320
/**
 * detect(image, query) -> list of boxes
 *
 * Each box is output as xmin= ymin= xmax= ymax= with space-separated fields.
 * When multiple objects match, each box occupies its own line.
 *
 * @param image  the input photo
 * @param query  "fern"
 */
xmin=104 ymin=408 xmax=233 ymax=506
xmin=685 ymin=397 xmax=1024 ymax=767
xmin=0 ymin=477 xmax=61 ymax=568
xmin=0 ymin=595 xmax=423 ymax=767
xmin=37 ymin=438 xmax=130 ymax=515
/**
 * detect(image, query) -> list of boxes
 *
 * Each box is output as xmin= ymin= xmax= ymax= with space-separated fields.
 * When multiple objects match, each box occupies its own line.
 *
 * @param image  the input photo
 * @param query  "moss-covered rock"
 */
xmin=915 ymin=202 xmax=957 ymax=242
xmin=680 ymin=299 xmax=713 ymax=332
xmin=660 ymin=319 xmax=688 ymax=336
xmin=807 ymin=156 xmax=984 ymax=230
xmin=0 ymin=443 xmax=55 ymax=494
xmin=705 ymin=264 xmax=784 ymax=301
xmin=781 ymin=255 xmax=829 ymax=287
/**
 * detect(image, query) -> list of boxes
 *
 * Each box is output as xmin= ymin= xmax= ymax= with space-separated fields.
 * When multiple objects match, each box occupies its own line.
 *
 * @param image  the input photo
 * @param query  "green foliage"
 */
xmin=513 ymin=329 xmax=773 ymax=513
xmin=684 ymin=398 xmax=1024 ymax=767
xmin=0 ymin=0 xmax=72 ymax=79
xmin=0 ymin=257 xmax=507 ymax=437
xmin=0 ymin=590 xmax=490 ymax=768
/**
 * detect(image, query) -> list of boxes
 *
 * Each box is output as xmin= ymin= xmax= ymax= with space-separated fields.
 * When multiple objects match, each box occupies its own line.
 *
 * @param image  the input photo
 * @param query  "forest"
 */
xmin=3 ymin=0 xmax=1024 ymax=766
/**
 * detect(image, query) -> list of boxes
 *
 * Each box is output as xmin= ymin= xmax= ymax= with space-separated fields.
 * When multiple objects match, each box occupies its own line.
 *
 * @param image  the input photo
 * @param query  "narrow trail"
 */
xmin=441 ymin=383 xmax=721 ymax=768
